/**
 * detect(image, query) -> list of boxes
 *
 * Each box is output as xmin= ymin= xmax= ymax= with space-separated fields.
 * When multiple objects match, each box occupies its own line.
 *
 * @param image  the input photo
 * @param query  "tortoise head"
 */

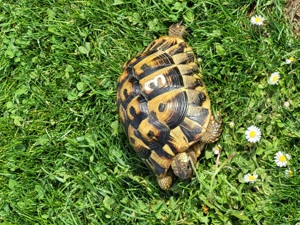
xmin=171 ymin=151 xmax=197 ymax=180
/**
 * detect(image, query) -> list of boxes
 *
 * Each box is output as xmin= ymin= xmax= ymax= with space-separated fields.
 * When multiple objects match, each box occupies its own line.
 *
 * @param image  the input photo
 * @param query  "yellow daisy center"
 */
xmin=288 ymin=170 xmax=293 ymax=176
xmin=249 ymin=130 xmax=256 ymax=138
xmin=272 ymin=75 xmax=278 ymax=82
xmin=249 ymin=175 xmax=256 ymax=181
xmin=255 ymin=17 xmax=261 ymax=23
xmin=289 ymin=57 xmax=295 ymax=62
xmin=215 ymin=146 xmax=220 ymax=151
xmin=279 ymin=155 xmax=286 ymax=162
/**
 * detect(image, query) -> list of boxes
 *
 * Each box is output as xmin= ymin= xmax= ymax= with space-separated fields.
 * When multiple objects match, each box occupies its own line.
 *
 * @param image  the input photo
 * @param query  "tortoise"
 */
xmin=117 ymin=23 xmax=222 ymax=190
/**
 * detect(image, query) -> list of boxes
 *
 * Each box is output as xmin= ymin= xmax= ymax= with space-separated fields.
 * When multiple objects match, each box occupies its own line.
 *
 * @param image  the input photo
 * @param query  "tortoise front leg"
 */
xmin=157 ymin=170 xmax=174 ymax=190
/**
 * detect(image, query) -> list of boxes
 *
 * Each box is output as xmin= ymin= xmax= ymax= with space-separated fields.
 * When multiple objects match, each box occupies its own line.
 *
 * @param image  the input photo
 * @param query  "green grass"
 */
xmin=0 ymin=0 xmax=299 ymax=224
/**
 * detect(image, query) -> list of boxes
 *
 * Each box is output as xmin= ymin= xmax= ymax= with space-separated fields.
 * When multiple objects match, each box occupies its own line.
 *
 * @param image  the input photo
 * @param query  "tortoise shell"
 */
xmin=117 ymin=25 xmax=220 ymax=189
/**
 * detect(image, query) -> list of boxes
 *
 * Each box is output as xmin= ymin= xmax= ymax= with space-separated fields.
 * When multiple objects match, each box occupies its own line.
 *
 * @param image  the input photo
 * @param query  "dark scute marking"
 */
xmin=198 ymin=92 xmax=206 ymax=104
xmin=195 ymin=78 xmax=203 ymax=87
xmin=187 ymin=108 xmax=209 ymax=126
xmin=180 ymin=121 xmax=202 ymax=142
xmin=179 ymin=52 xmax=195 ymax=64
xmin=149 ymin=158 xmax=167 ymax=175
xmin=190 ymin=92 xmax=206 ymax=106
xmin=128 ymin=75 xmax=138 ymax=83
xmin=118 ymin=106 xmax=130 ymax=135
xmin=185 ymin=78 xmax=203 ymax=90
xmin=146 ymin=40 xmax=156 ymax=50
xmin=160 ymin=41 xmax=176 ymax=51
xmin=149 ymin=144 xmax=173 ymax=159
xmin=126 ymin=49 xmax=159 ymax=70
xmin=129 ymin=106 xmax=136 ymax=117
xmin=181 ymin=65 xmax=199 ymax=76
xmin=147 ymin=130 xmax=154 ymax=138
xmin=129 ymin=137 xmax=136 ymax=144
xmin=126 ymin=66 xmax=138 ymax=81
xmin=147 ymin=39 xmax=167 ymax=51
xmin=155 ymin=39 xmax=177 ymax=51
xmin=153 ymin=53 xmax=174 ymax=66
xmin=179 ymin=41 xmax=187 ymax=48
xmin=138 ymin=94 xmax=147 ymax=103
xmin=165 ymin=141 xmax=180 ymax=155
xmin=130 ymin=101 xmax=149 ymax=129
xmin=193 ymin=66 xmax=199 ymax=74
xmin=158 ymin=103 xmax=166 ymax=112
xmin=117 ymin=79 xmax=125 ymax=91
xmin=169 ymin=42 xmax=187 ymax=56
xmin=136 ymin=147 xmax=151 ymax=159
xmin=123 ymin=88 xmax=128 ymax=98
xmin=133 ymin=129 xmax=150 ymax=156
xmin=166 ymin=67 xmax=184 ymax=88
xmin=165 ymin=91 xmax=188 ymax=129
xmin=148 ymin=112 xmax=170 ymax=143
xmin=139 ymin=53 xmax=174 ymax=79
xmin=120 ymin=80 xmax=142 ymax=109
xmin=139 ymin=64 xmax=166 ymax=79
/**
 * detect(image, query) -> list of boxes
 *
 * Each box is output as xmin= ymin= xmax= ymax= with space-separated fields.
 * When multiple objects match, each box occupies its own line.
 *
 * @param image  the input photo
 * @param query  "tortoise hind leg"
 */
xmin=200 ymin=113 xmax=222 ymax=143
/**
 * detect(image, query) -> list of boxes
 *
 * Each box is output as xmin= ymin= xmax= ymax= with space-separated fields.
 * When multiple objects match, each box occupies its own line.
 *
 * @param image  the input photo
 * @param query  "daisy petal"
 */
xmin=244 ymin=173 xmax=258 ymax=183
xmin=245 ymin=125 xmax=261 ymax=143
xmin=250 ymin=15 xmax=265 ymax=26
xmin=274 ymin=151 xmax=290 ymax=167
xmin=268 ymin=72 xmax=280 ymax=85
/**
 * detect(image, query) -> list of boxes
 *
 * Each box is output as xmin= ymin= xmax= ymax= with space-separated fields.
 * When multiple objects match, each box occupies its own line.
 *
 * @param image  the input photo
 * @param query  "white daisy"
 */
xmin=244 ymin=173 xmax=258 ymax=183
xmin=284 ymin=169 xmax=293 ymax=178
xmin=245 ymin=125 xmax=261 ymax=143
xmin=268 ymin=72 xmax=280 ymax=85
xmin=212 ymin=145 xmax=222 ymax=155
xmin=250 ymin=15 xmax=265 ymax=26
xmin=274 ymin=151 xmax=291 ymax=167
xmin=285 ymin=57 xmax=296 ymax=64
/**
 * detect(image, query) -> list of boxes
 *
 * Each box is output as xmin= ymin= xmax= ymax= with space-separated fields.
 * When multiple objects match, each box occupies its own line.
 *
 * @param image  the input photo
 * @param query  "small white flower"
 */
xmin=244 ymin=173 xmax=258 ymax=183
xmin=285 ymin=57 xmax=296 ymax=64
xmin=212 ymin=145 xmax=222 ymax=155
xmin=274 ymin=151 xmax=290 ymax=167
xmin=284 ymin=101 xmax=290 ymax=108
xmin=229 ymin=121 xmax=235 ymax=128
xmin=250 ymin=15 xmax=265 ymax=26
xmin=284 ymin=169 xmax=293 ymax=178
xmin=245 ymin=125 xmax=261 ymax=143
xmin=268 ymin=72 xmax=280 ymax=85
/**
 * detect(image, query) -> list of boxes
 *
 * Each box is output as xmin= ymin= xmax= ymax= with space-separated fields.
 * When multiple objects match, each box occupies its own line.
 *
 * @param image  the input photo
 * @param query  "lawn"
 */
xmin=0 ymin=0 xmax=299 ymax=224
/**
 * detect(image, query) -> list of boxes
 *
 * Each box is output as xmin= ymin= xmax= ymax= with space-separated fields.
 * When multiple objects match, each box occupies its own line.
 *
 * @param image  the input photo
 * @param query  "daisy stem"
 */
xmin=209 ymin=154 xmax=235 ymax=193
xmin=215 ymin=151 xmax=221 ymax=167
xmin=250 ymin=147 xmax=260 ymax=168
